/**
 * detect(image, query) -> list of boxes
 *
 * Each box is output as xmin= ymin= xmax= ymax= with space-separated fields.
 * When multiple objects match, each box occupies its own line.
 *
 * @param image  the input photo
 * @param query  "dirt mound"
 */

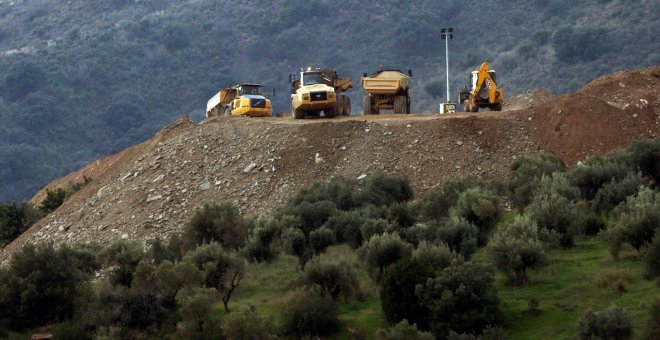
xmin=2 ymin=67 xmax=658 ymax=260
xmin=504 ymin=89 xmax=554 ymax=111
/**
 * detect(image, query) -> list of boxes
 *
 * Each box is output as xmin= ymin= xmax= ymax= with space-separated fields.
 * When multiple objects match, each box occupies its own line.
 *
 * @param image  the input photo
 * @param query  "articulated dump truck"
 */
xmin=206 ymin=83 xmax=272 ymax=118
xmin=459 ymin=61 xmax=504 ymax=112
xmin=361 ymin=69 xmax=412 ymax=114
xmin=289 ymin=67 xmax=353 ymax=119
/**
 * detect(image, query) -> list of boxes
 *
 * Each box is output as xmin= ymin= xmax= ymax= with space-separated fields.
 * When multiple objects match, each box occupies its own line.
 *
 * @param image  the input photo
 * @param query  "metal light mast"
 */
xmin=440 ymin=28 xmax=456 ymax=114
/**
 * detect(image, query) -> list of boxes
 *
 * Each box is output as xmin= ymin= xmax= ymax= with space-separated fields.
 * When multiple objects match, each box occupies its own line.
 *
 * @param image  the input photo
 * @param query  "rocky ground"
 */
xmin=2 ymin=66 xmax=658 ymax=260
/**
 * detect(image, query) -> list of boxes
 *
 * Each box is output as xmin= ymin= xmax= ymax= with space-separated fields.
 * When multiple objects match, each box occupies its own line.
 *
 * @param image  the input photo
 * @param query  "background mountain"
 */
xmin=0 ymin=0 xmax=658 ymax=202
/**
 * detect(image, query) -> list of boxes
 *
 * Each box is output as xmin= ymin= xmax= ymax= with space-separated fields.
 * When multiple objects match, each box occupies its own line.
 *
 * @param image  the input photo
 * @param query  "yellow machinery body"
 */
xmin=289 ymin=67 xmax=352 ymax=119
xmin=361 ymin=69 xmax=411 ymax=114
xmin=206 ymin=83 xmax=272 ymax=118
xmin=459 ymin=61 xmax=504 ymax=112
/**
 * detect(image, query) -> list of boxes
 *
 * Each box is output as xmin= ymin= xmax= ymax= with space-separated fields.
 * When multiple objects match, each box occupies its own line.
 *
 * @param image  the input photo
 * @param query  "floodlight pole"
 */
xmin=441 ymin=28 xmax=453 ymax=102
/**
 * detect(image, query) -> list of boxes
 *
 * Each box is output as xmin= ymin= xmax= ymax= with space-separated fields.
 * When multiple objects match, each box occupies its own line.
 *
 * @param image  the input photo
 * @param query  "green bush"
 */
xmin=279 ymin=200 xmax=337 ymax=235
xmin=508 ymin=153 xmax=565 ymax=210
xmin=487 ymin=215 xmax=548 ymax=285
xmin=447 ymin=325 xmax=508 ymax=339
xmin=358 ymin=232 xmax=413 ymax=281
xmin=566 ymin=157 xmax=629 ymax=200
xmin=177 ymin=289 xmax=223 ymax=339
xmin=356 ymin=173 xmax=414 ymax=207
xmin=281 ymin=227 xmax=310 ymax=269
xmin=376 ymin=319 xmax=434 ymax=340
xmin=360 ymin=218 xmax=393 ymax=241
xmin=451 ymin=187 xmax=502 ymax=246
xmin=183 ymin=243 xmax=245 ymax=312
xmin=412 ymin=241 xmax=455 ymax=270
xmin=0 ymin=201 xmax=41 ymax=247
xmin=380 ymin=258 xmax=437 ymax=330
xmin=435 ymin=215 xmax=479 ymax=259
xmin=297 ymin=257 xmax=359 ymax=301
xmin=40 ymin=187 xmax=67 ymax=214
xmin=281 ymin=291 xmax=339 ymax=337
xmin=309 ymin=227 xmax=335 ymax=255
xmin=387 ymin=201 xmax=417 ymax=228
xmin=222 ymin=305 xmax=275 ymax=340
xmin=625 ymin=138 xmax=660 ymax=183
xmin=643 ymin=299 xmax=660 ymax=340
xmin=286 ymin=176 xmax=357 ymax=211
xmin=102 ymin=239 xmax=146 ymax=287
xmin=577 ymin=304 xmax=633 ymax=340
xmin=532 ymin=173 xmax=581 ymax=202
xmin=149 ymin=233 xmax=185 ymax=264
xmin=528 ymin=191 xmax=580 ymax=247
xmin=418 ymin=175 xmax=484 ymax=221
xmin=242 ymin=215 xmax=280 ymax=263
xmin=592 ymin=173 xmax=647 ymax=213
xmin=324 ymin=209 xmax=367 ymax=249
xmin=606 ymin=187 xmax=660 ymax=258
xmin=0 ymin=243 xmax=95 ymax=330
xmin=643 ymin=232 xmax=660 ymax=279
xmin=416 ymin=262 xmax=503 ymax=339
xmin=184 ymin=202 xmax=247 ymax=250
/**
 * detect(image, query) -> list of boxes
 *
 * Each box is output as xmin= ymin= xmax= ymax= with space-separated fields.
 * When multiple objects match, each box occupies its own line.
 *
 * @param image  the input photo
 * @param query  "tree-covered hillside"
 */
xmin=0 ymin=0 xmax=658 ymax=201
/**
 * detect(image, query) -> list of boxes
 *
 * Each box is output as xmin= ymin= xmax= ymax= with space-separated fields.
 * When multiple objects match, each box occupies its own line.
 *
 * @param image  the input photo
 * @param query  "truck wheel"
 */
xmin=471 ymin=104 xmax=479 ymax=112
xmin=394 ymin=95 xmax=407 ymax=114
xmin=490 ymin=104 xmax=502 ymax=111
xmin=344 ymin=96 xmax=351 ymax=115
xmin=325 ymin=105 xmax=336 ymax=118
xmin=292 ymin=100 xmax=305 ymax=119
xmin=335 ymin=96 xmax=344 ymax=116
xmin=362 ymin=96 xmax=372 ymax=115
xmin=462 ymin=100 xmax=470 ymax=112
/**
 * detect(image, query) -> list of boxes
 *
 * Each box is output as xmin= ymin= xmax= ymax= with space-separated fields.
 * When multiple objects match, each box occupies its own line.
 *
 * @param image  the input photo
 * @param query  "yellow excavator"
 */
xmin=459 ymin=61 xmax=504 ymax=112
xmin=206 ymin=83 xmax=272 ymax=118
xmin=289 ymin=67 xmax=352 ymax=119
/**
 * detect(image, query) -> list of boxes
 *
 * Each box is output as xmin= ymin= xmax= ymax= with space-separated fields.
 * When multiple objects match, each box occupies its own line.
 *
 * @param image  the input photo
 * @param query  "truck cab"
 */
xmin=206 ymin=83 xmax=272 ymax=118
xmin=289 ymin=67 xmax=338 ymax=119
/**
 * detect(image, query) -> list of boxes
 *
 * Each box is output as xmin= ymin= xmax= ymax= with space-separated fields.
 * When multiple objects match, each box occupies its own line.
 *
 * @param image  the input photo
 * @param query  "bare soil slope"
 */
xmin=3 ymin=67 xmax=658 ymax=259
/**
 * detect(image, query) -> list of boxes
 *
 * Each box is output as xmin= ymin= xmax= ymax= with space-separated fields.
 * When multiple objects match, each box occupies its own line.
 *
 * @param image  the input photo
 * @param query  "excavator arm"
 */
xmin=469 ymin=61 xmax=503 ymax=108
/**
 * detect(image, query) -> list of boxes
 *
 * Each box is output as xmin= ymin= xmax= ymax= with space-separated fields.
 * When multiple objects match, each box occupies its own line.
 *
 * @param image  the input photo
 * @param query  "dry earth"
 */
xmin=2 ymin=66 xmax=658 ymax=260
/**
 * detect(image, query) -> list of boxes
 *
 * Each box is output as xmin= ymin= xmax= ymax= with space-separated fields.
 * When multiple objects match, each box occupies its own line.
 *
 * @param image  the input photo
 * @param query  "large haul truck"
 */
xmin=361 ymin=69 xmax=412 ymax=114
xmin=289 ymin=67 xmax=352 ymax=119
xmin=206 ymin=83 xmax=272 ymax=118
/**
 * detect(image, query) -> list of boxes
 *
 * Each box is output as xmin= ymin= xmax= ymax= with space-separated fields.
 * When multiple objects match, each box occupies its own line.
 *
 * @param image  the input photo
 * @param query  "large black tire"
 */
xmin=335 ymin=96 xmax=344 ymax=116
xmin=362 ymin=96 xmax=372 ymax=115
xmin=292 ymin=100 xmax=305 ymax=119
xmin=394 ymin=95 xmax=407 ymax=114
xmin=489 ymin=104 xmax=502 ymax=111
xmin=325 ymin=105 xmax=336 ymax=118
xmin=341 ymin=95 xmax=351 ymax=115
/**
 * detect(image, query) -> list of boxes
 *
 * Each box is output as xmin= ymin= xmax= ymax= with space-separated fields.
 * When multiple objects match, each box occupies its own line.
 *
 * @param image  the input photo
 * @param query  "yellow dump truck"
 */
xmin=206 ymin=83 xmax=272 ymax=118
xmin=361 ymin=69 xmax=412 ymax=114
xmin=289 ymin=67 xmax=352 ymax=119
xmin=459 ymin=61 xmax=504 ymax=112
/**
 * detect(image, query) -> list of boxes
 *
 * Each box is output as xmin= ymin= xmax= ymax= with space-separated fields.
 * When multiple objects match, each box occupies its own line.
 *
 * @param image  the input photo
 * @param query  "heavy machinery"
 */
xmin=289 ymin=67 xmax=353 ymax=119
xmin=206 ymin=83 xmax=272 ymax=118
xmin=459 ymin=61 xmax=504 ymax=112
xmin=361 ymin=69 xmax=412 ymax=114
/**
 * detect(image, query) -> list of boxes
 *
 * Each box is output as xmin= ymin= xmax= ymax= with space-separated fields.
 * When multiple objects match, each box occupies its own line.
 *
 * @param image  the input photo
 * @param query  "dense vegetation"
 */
xmin=0 ymin=0 xmax=658 ymax=201
xmin=0 ymin=138 xmax=657 ymax=338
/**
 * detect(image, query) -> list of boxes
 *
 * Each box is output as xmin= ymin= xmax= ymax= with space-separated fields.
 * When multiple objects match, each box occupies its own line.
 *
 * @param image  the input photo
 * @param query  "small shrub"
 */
xmin=380 ymin=257 xmax=437 ymax=329
xmin=508 ymin=153 xmax=565 ymax=210
xmin=487 ymin=215 xmax=548 ymax=285
xmin=451 ymin=187 xmax=502 ymax=246
xmin=298 ymin=257 xmax=360 ymax=301
xmin=281 ymin=227 xmax=310 ymax=269
xmin=642 ymin=299 xmax=660 ymax=340
xmin=416 ymin=262 xmax=503 ymax=339
xmin=184 ymin=202 xmax=246 ymax=250
xmin=643 ymin=232 xmax=660 ymax=279
xmin=376 ymin=319 xmax=434 ymax=340
xmin=580 ymin=213 xmax=607 ymax=236
xmin=242 ymin=214 xmax=281 ymax=263
xmin=281 ymin=291 xmax=339 ymax=337
xmin=222 ymin=305 xmax=274 ymax=340
xmin=387 ymin=201 xmax=416 ymax=228
xmin=324 ymin=209 xmax=367 ymax=249
xmin=149 ymin=233 xmax=184 ymax=264
xmin=0 ymin=201 xmax=41 ymax=247
xmin=566 ymin=157 xmax=629 ymax=200
xmin=358 ymin=232 xmax=413 ymax=281
xmin=356 ymin=173 xmax=414 ymax=207
xmin=309 ymin=227 xmax=335 ymax=255
xmin=102 ymin=239 xmax=146 ymax=287
xmin=577 ymin=305 xmax=633 ymax=340
xmin=40 ymin=187 xmax=67 ymax=214
xmin=447 ymin=325 xmax=508 ymax=339
xmin=178 ymin=289 xmax=223 ymax=339
xmin=412 ymin=241 xmax=455 ymax=270
xmin=592 ymin=173 xmax=647 ymax=213
xmin=528 ymin=191 xmax=580 ymax=247
xmin=532 ymin=172 xmax=581 ymax=202
xmin=418 ymin=175 xmax=484 ymax=221
xmin=591 ymin=268 xmax=633 ymax=290
xmin=360 ymin=218 xmax=393 ymax=241
xmin=528 ymin=297 xmax=540 ymax=312
xmin=402 ymin=223 xmax=435 ymax=246
xmin=606 ymin=187 xmax=660 ymax=258
xmin=286 ymin=176 xmax=357 ymax=210
xmin=435 ymin=215 xmax=479 ymax=259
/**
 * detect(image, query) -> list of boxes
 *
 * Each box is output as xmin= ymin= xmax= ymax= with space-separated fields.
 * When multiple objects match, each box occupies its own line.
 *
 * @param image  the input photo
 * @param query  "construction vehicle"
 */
xmin=459 ymin=61 xmax=504 ymax=112
xmin=361 ymin=69 xmax=412 ymax=114
xmin=206 ymin=83 xmax=272 ymax=118
xmin=289 ymin=67 xmax=352 ymax=119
